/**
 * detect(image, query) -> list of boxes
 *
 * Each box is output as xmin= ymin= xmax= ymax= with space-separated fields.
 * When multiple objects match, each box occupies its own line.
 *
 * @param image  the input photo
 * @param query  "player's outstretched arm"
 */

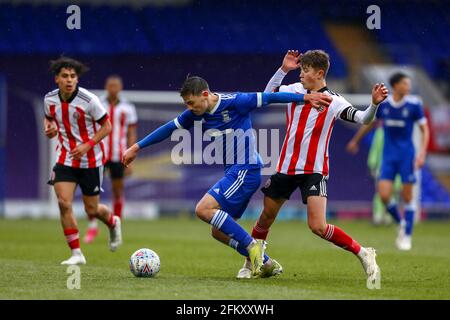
xmin=122 ymin=120 xmax=178 ymax=167
xmin=346 ymin=121 xmax=376 ymax=155
xmin=345 ymin=83 xmax=388 ymax=125
xmin=264 ymin=50 xmax=301 ymax=93
xmin=261 ymin=92 xmax=332 ymax=108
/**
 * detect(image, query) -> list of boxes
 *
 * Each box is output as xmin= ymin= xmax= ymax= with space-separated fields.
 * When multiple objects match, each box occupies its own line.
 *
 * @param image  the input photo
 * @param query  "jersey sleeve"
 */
xmin=335 ymin=96 xmax=354 ymax=121
xmin=234 ymin=92 xmax=263 ymax=114
xmin=375 ymin=103 xmax=384 ymax=119
xmin=174 ymin=109 xmax=197 ymax=129
xmin=43 ymin=97 xmax=53 ymax=120
xmin=413 ymin=103 xmax=427 ymax=124
xmin=127 ymin=103 xmax=138 ymax=126
xmin=89 ymin=95 xmax=108 ymax=122
xmin=278 ymin=84 xmax=298 ymax=93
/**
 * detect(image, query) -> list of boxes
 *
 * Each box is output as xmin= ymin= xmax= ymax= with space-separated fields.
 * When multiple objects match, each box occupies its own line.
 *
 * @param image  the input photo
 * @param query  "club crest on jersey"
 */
xmin=73 ymin=110 xmax=81 ymax=120
xmin=402 ymin=108 xmax=409 ymax=118
xmin=221 ymin=111 xmax=231 ymax=123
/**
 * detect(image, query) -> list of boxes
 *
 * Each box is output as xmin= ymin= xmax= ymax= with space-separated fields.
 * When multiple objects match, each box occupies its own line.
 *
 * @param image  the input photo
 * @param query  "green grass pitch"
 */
xmin=0 ymin=218 xmax=449 ymax=299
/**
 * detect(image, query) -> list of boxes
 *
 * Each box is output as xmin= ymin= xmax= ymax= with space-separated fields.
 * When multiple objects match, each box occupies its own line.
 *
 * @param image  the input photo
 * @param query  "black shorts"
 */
xmin=105 ymin=161 xmax=125 ymax=179
xmin=261 ymin=172 xmax=328 ymax=204
xmin=48 ymin=164 xmax=104 ymax=196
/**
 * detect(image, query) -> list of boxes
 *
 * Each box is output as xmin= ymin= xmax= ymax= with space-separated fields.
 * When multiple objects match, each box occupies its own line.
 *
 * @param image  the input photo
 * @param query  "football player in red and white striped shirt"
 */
xmin=84 ymin=75 xmax=137 ymax=244
xmin=239 ymin=50 xmax=388 ymax=284
xmin=44 ymin=57 xmax=123 ymax=265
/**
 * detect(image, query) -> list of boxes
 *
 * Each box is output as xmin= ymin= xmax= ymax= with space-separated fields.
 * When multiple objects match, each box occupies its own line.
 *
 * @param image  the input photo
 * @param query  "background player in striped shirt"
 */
xmin=123 ymin=76 xmax=332 ymax=278
xmin=44 ymin=57 xmax=122 ymax=265
xmin=240 ymin=50 xmax=387 ymax=284
xmin=84 ymin=75 xmax=138 ymax=243
xmin=346 ymin=72 xmax=430 ymax=250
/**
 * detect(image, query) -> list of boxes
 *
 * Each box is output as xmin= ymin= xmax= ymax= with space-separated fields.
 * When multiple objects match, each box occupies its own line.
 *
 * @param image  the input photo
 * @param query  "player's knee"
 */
xmin=56 ymin=196 xmax=71 ymax=211
xmin=379 ymin=192 xmax=391 ymax=204
xmin=195 ymin=202 xmax=209 ymax=221
xmin=402 ymin=191 xmax=413 ymax=203
xmin=84 ymin=202 xmax=98 ymax=216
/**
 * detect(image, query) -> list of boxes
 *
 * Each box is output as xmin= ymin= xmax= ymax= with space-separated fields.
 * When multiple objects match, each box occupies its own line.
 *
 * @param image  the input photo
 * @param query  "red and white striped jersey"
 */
xmin=100 ymin=96 xmax=138 ymax=163
xmin=44 ymin=87 xmax=108 ymax=168
xmin=276 ymin=82 xmax=351 ymax=176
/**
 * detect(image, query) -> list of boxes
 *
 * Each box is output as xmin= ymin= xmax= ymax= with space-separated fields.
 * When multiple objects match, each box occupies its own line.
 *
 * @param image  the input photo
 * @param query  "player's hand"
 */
xmin=44 ymin=121 xmax=58 ymax=139
xmin=123 ymin=144 xmax=140 ymax=167
xmin=415 ymin=152 xmax=426 ymax=169
xmin=372 ymin=83 xmax=389 ymax=105
xmin=281 ymin=50 xmax=301 ymax=73
xmin=304 ymin=92 xmax=333 ymax=110
xmin=70 ymin=143 xmax=91 ymax=160
xmin=346 ymin=140 xmax=359 ymax=155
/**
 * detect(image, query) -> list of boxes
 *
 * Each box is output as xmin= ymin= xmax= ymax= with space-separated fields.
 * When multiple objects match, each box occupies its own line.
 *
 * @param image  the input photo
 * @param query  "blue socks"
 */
xmin=210 ymin=210 xmax=254 ymax=248
xmin=404 ymin=202 xmax=416 ymax=236
xmin=386 ymin=201 xmax=401 ymax=224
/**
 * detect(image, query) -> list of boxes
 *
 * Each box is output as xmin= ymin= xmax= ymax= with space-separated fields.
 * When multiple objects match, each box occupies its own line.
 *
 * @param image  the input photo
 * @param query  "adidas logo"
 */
xmin=93 ymin=186 xmax=99 ymax=193
xmin=309 ymin=185 xmax=317 ymax=191
xmin=213 ymin=188 xmax=220 ymax=194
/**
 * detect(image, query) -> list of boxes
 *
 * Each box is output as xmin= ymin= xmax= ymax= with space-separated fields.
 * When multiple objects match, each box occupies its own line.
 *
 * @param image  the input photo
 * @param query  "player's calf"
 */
xmin=308 ymin=220 xmax=327 ymax=238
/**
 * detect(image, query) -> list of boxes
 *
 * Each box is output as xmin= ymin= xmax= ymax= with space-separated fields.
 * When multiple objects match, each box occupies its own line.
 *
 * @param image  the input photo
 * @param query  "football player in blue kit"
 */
xmin=347 ymin=72 xmax=429 ymax=250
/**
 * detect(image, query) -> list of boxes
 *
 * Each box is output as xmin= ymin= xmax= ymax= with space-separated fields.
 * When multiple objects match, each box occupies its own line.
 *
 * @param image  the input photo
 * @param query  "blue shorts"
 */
xmin=379 ymin=156 xmax=416 ymax=184
xmin=207 ymin=167 xmax=261 ymax=219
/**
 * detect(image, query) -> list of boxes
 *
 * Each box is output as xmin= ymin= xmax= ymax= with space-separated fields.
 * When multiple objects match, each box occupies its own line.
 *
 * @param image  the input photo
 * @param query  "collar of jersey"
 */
xmin=307 ymin=86 xmax=328 ymax=94
xmin=207 ymin=93 xmax=222 ymax=114
xmin=388 ymin=95 xmax=406 ymax=108
xmin=58 ymin=86 xmax=79 ymax=104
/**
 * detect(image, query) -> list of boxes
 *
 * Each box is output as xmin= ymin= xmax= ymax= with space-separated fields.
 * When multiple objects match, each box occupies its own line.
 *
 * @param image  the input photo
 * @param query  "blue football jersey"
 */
xmin=174 ymin=92 xmax=264 ymax=170
xmin=376 ymin=96 xmax=426 ymax=159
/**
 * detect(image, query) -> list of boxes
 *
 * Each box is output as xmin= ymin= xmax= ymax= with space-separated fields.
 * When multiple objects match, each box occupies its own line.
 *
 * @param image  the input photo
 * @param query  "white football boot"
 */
xmin=61 ymin=250 xmax=86 ymax=265
xmin=397 ymin=235 xmax=412 ymax=251
xmin=358 ymin=247 xmax=381 ymax=284
xmin=109 ymin=216 xmax=123 ymax=252
xmin=236 ymin=259 xmax=252 ymax=279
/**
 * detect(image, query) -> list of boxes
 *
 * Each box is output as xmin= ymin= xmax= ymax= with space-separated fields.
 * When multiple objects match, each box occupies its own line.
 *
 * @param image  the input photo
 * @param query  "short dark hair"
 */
xmin=180 ymin=76 xmax=209 ymax=97
xmin=389 ymin=72 xmax=409 ymax=87
xmin=105 ymin=74 xmax=123 ymax=85
xmin=300 ymin=50 xmax=330 ymax=77
xmin=49 ymin=57 xmax=89 ymax=76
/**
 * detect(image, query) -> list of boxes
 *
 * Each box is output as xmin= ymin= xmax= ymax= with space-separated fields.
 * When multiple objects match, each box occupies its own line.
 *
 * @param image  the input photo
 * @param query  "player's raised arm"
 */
xmin=264 ymin=50 xmax=301 ymax=93
xmin=339 ymin=83 xmax=389 ymax=125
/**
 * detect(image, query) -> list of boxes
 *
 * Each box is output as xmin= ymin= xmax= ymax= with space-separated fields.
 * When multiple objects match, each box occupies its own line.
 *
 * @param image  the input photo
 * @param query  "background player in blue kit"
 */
xmin=123 ymin=76 xmax=332 ymax=277
xmin=347 ymin=72 xmax=430 ymax=250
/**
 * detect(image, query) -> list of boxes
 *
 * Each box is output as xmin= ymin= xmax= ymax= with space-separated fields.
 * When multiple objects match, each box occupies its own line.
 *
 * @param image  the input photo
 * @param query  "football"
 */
xmin=129 ymin=248 xmax=161 ymax=278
